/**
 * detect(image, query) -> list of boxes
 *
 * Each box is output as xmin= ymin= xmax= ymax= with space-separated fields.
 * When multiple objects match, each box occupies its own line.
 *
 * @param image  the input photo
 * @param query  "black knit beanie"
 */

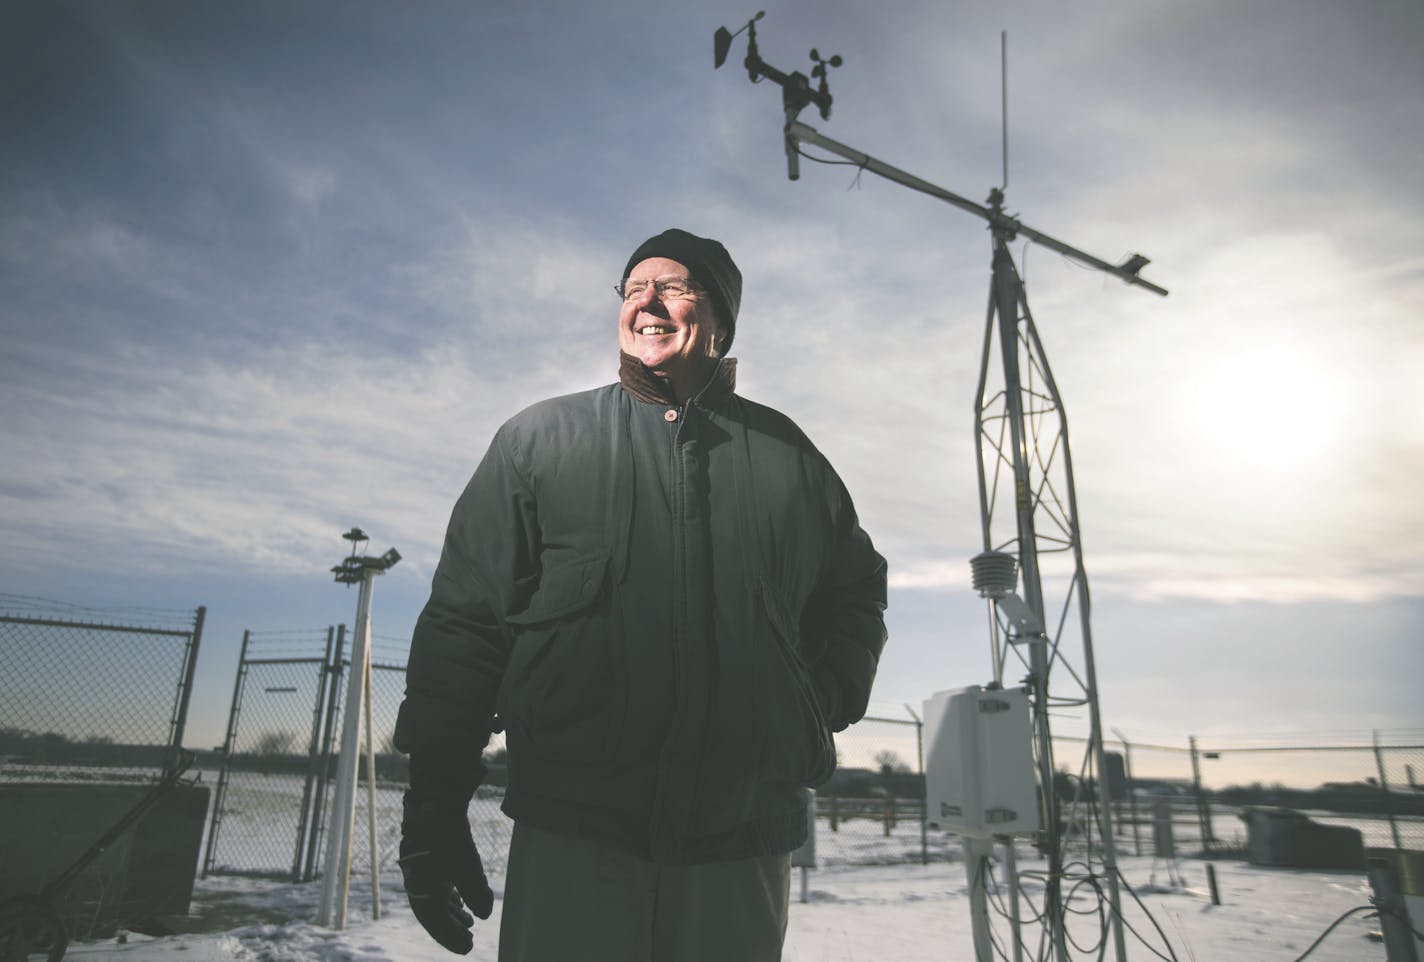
xmin=622 ymin=228 xmax=742 ymax=356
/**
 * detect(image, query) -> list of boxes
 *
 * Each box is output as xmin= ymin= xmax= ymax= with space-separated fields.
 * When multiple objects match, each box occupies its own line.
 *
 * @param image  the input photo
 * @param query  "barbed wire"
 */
xmin=0 ymin=592 xmax=199 ymax=630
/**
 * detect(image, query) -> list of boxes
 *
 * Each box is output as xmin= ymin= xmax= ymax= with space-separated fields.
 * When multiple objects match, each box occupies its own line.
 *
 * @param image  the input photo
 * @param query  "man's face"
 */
xmin=618 ymin=256 xmax=722 ymax=387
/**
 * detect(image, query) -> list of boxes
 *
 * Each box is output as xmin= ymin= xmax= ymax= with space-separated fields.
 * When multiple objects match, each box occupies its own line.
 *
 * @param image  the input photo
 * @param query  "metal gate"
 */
xmin=203 ymin=628 xmax=512 ymax=883
xmin=202 ymin=627 xmax=345 ymax=880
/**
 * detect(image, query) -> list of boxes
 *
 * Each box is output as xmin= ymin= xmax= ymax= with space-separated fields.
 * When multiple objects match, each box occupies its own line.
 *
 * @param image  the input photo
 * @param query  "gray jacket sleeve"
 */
xmin=393 ymin=427 xmax=541 ymax=755
xmin=802 ymin=469 xmax=888 ymax=733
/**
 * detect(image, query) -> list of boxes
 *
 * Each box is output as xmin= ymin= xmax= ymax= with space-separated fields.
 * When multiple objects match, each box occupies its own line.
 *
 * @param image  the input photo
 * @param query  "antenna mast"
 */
xmin=717 ymin=15 xmax=1169 ymax=962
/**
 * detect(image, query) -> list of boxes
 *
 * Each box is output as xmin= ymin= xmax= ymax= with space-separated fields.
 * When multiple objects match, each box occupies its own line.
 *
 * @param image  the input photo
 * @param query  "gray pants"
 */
xmin=498 ymin=822 xmax=791 ymax=962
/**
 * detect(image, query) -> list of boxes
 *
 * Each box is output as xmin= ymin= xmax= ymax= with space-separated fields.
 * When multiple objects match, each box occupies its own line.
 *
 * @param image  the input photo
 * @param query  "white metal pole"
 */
xmin=318 ymin=569 xmax=375 ymax=928
xmin=364 ymin=654 xmax=380 ymax=920
xmin=964 ymin=836 xmax=995 ymax=962
xmin=1003 ymin=839 xmax=1024 ymax=962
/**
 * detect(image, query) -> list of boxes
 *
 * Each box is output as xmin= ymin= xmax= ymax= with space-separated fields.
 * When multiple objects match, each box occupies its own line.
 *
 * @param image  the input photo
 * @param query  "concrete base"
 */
xmin=0 ymin=781 xmax=210 ymax=940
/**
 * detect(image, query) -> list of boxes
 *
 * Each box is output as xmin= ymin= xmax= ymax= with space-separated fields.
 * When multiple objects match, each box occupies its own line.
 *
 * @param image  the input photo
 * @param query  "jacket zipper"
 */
xmin=650 ymin=400 xmax=690 ymax=859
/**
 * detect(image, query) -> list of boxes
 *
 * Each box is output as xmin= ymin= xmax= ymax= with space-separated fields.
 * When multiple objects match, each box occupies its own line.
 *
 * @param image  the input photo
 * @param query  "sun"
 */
xmin=1179 ymin=342 xmax=1346 ymax=475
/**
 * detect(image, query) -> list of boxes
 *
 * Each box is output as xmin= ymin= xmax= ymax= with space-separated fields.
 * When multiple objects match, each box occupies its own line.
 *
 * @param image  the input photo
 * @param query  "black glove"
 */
xmin=399 ymin=744 xmax=493 ymax=955
xmin=399 ymin=793 xmax=494 ymax=954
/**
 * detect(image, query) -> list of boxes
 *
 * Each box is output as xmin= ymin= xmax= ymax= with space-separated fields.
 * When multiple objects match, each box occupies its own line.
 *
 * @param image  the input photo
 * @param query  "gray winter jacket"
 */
xmin=394 ymin=354 xmax=887 ymax=863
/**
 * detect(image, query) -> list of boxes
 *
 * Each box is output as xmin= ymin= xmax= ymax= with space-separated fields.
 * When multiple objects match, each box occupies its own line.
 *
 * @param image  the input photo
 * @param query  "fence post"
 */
xmin=1120 ymin=735 xmax=1143 ymax=857
xmin=830 ymin=795 xmax=839 ymax=832
xmin=883 ymin=796 xmax=894 ymax=836
xmin=306 ymin=624 xmax=348 ymax=881
xmin=1189 ymin=736 xmax=1215 ymax=850
xmin=1372 ymin=730 xmax=1404 ymax=850
xmin=914 ymin=713 xmax=927 ymax=865
xmin=292 ymin=627 xmax=337 ymax=882
xmin=203 ymin=628 xmax=250 ymax=878
xmin=166 ymin=605 xmax=206 ymax=777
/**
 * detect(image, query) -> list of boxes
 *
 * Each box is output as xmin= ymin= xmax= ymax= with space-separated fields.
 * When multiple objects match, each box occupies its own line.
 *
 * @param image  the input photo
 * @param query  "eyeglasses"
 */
xmin=616 ymin=275 xmax=704 ymax=303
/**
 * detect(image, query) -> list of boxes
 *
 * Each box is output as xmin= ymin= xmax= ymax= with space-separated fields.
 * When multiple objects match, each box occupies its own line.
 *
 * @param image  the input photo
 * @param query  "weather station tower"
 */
xmin=715 ymin=14 xmax=1169 ymax=962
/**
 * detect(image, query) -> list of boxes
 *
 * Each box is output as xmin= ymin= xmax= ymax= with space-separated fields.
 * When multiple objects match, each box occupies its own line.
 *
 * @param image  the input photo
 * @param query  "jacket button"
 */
xmin=582 ymin=578 xmax=594 ymax=594
xmin=664 ymin=409 xmax=678 ymax=422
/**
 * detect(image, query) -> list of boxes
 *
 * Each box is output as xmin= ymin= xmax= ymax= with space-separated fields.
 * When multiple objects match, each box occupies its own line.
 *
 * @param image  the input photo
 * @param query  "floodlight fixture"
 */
xmin=330 ymin=559 xmax=363 ymax=584
xmin=331 ymin=529 xmax=400 ymax=584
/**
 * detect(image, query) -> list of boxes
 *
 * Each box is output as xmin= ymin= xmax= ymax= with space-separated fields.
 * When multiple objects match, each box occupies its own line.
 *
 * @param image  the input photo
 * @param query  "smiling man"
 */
xmin=618 ymin=252 xmax=724 ymax=400
xmin=393 ymin=227 xmax=888 ymax=962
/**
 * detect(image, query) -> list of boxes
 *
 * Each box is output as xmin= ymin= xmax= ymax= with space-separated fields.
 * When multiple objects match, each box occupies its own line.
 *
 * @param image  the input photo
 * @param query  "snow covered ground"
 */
xmin=10 ymin=771 xmax=1404 ymax=960
xmin=57 ymin=852 xmax=1386 ymax=962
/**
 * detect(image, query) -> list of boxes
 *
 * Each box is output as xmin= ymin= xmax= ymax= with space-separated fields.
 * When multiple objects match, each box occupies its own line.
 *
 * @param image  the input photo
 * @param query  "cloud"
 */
xmin=3 ymin=0 xmax=1422 ymax=621
xmin=403 ymin=214 xmax=612 ymax=343
xmin=1 ymin=335 xmax=531 ymax=578
xmin=1133 ymin=572 xmax=1423 ymax=605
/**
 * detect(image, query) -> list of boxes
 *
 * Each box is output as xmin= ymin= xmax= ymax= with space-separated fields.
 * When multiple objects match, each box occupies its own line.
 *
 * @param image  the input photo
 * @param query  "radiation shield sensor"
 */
xmin=924 ymin=685 xmax=1039 ymax=838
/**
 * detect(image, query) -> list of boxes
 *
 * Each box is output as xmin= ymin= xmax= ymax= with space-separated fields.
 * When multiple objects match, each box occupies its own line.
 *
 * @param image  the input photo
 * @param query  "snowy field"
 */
xmin=62 ymin=850 xmax=1388 ymax=962
xmin=9 ymin=765 xmax=1412 ymax=960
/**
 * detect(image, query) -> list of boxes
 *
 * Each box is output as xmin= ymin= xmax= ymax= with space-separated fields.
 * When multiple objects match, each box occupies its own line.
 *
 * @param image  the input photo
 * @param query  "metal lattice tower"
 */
xmin=717 ymin=14 xmax=1168 ymax=962
xmin=974 ymin=196 xmax=1131 ymax=961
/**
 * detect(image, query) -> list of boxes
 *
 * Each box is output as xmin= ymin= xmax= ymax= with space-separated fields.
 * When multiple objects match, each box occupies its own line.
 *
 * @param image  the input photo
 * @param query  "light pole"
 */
xmin=318 ymin=528 xmax=400 ymax=929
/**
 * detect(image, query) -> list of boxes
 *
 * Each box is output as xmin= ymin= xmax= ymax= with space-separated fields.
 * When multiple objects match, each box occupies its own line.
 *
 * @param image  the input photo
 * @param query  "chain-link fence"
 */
xmin=335 ymin=636 xmax=513 ymax=882
xmin=202 ymin=628 xmax=341 ymax=879
xmin=1041 ymin=733 xmax=1204 ymax=861
xmin=1048 ymin=733 xmax=1424 ymax=858
xmin=336 ymin=639 xmax=515 ymax=881
xmin=815 ymin=708 xmax=934 ymax=865
xmin=0 ymin=594 xmax=205 ymax=783
xmin=1184 ymin=736 xmax=1424 ymax=853
xmin=202 ymin=630 xmax=511 ymax=882
xmin=203 ymin=625 xmax=1424 ymax=888
xmin=822 ymin=720 xmax=1424 ymax=868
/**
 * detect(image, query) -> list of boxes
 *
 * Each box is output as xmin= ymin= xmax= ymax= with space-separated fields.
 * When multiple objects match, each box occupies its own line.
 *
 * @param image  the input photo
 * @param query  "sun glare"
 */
xmin=1180 ymin=343 xmax=1345 ymax=474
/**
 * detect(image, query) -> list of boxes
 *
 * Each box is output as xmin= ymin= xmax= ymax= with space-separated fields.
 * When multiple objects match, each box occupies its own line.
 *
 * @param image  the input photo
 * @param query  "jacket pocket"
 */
xmin=756 ymin=576 xmax=836 ymax=788
xmin=497 ymin=554 xmax=624 ymax=764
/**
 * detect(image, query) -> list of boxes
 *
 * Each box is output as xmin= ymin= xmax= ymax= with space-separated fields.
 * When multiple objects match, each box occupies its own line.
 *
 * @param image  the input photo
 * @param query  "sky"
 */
xmin=2 ymin=0 xmax=1422 ymax=775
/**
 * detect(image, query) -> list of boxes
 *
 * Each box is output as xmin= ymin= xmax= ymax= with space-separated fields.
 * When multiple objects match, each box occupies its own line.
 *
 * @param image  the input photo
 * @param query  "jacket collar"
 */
xmin=618 ymin=352 xmax=737 ymax=408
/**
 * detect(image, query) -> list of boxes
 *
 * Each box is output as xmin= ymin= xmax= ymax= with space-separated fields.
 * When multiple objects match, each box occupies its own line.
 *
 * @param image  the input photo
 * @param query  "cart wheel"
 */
xmin=0 ymin=897 xmax=68 ymax=962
